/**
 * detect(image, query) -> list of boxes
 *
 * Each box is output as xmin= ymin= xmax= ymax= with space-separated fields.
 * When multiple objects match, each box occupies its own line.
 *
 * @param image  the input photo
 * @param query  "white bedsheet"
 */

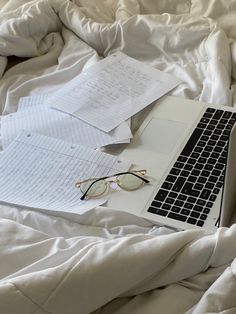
xmin=1 ymin=0 xmax=236 ymax=313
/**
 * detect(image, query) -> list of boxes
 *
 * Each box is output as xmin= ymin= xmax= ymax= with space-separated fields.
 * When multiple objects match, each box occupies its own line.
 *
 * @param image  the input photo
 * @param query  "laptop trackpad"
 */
xmin=140 ymin=118 xmax=187 ymax=155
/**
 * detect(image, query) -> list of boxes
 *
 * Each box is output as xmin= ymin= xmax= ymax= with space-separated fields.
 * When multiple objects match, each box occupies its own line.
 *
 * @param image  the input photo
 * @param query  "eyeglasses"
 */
xmin=75 ymin=170 xmax=150 ymax=200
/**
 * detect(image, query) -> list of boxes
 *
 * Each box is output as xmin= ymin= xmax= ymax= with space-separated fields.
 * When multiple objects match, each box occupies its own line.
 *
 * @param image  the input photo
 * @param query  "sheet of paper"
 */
xmin=1 ymin=97 xmax=132 ymax=149
xmin=0 ymin=132 xmax=131 ymax=215
xmin=46 ymin=52 xmax=181 ymax=132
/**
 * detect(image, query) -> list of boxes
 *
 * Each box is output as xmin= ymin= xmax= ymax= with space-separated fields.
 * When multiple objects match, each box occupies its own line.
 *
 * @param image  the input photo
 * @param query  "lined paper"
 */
xmin=0 ymin=132 xmax=131 ymax=215
xmin=47 ymin=52 xmax=181 ymax=132
xmin=1 ymin=95 xmax=132 ymax=149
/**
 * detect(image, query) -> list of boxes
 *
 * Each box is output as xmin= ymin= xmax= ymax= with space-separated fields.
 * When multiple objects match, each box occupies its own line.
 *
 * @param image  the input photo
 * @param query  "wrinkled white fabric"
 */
xmin=1 ymin=0 xmax=236 ymax=313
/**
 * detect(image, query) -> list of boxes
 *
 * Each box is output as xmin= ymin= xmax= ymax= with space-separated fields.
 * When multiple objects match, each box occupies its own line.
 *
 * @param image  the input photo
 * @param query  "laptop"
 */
xmin=106 ymin=96 xmax=236 ymax=231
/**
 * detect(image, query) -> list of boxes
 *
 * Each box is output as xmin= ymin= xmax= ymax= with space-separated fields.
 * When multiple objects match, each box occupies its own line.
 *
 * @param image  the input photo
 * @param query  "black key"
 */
xmin=208 ymin=175 xmax=218 ymax=183
xmin=181 ymin=128 xmax=204 ymax=157
xmin=162 ymin=204 xmax=171 ymax=211
xmin=162 ymin=182 xmax=173 ymax=190
xmin=208 ymin=158 xmax=217 ymax=165
xmin=217 ymin=124 xmax=225 ymax=130
xmin=204 ymin=130 xmax=212 ymax=136
xmin=148 ymin=207 xmax=157 ymax=214
xmin=214 ymin=146 xmax=223 ymax=153
xmin=202 ymin=151 xmax=210 ymax=158
xmin=197 ymin=220 xmax=204 ymax=227
xmin=213 ymin=109 xmax=224 ymax=120
xmin=194 ymin=163 xmax=204 ymax=170
xmin=166 ymin=197 xmax=175 ymax=204
xmin=209 ymin=119 xmax=218 ymax=125
xmin=182 ymin=182 xmax=194 ymax=194
xmin=223 ymin=129 xmax=230 ymax=136
xmin=190 ymin=190 xmax=200 ymax=197
xmin=193 ymin=205 xmax=203 ymax=212
xmin=171 ymin=206 xmax=181 ymax=213
xmin=213 ymin=188 xmax=220 ymax=194
xmin=197 ymin=123 xmax=207 ymax=129
xmin=169 ymin=192 xmax=178 ymax=198
xmin=187 ymin=197 xmax=197 ymax=203
xmin=170 ymin=168 xmax=181 ymax=175
xmin=178 ymin=156 xmax=187 ymax=162
xmin=214 ymin=129 xmax=222 ymax=135
xmin=188 ymin=158 xmax=197 ymax=165
xmin=200 ymin=117 xmax=209 ymax=124
xmin=174 ymin=162 xmax=185 ymax=169
xmin=209 ymin=194 xmax=217 ymax=202
xmin=184 ymin=164 xmax=193 ymax=171
xmin=194 ymin=146 xmax=203 ymax=153
xmin=219 ymin=157 xmax=227 ymax=164
xmin=178 ymin=194 xmax=187 ymax=201
xmin=222 ymin=111 xmax=232 ymax=119
xmin=199 ymin=157 xmax=207 ymax=164
xmin=181 ymin=209 xmax=190 ymax=216
xmin=201 ymin=170 xmax=210 ymax=177
xmin=192 ymin=169 xmax=201 ymax=176
xmin=216 ymin=181 xmax=223 ymax=188
xmin=184 ymin=202 xmax=194 ymax=209
xmin=188 ymin=176 xmax=197 ymax=182
xmin=173 ymin=177 xmax=186 ymax=192
xmin=200 ymin=214 xmax=208 ymax=220
xmin=206 ymin=201 xmax=214 ymax=208
xmin=156 ymin=209 xmax=168 ymax=216
xmin=187 ymin=217 xmax=197 ymax=225
xmin=166 ymin=175 xmax=177 ymax=183
xmin=219 ymin=118 xmax=228 ymax=124
xmin=203 ymin=112 xmax=213 ymax=118
xmin=220 ymin=135 xmax=228 ymax=142
xmin=194 ymin=183 xmax=204 ymax=190
xmin=191 ymin=152 xmax=200 ymax=159
xmin=210 ymin=152 xmax=220 ymax=159
xmin=211 ymin=135 xmax=219 ymax=141
xmin=206 ymin=124 xmax=215 ymax=131
xmin=205 ymin=146 xmax=213 ymax=152
xmin=168 ymin=212 xmax=187 ymax=222
xmin=190 ymin=211 xmax=200 ymax=218
xmin=180 ymin=170 xmax=190 ymax=177
xmin=198 ymin=141 xmax=206 ymax=147
xmin=200 ymin=189 xmax=211 ymax=199
xmin=204 ymin=164 xmax=213 ymax=171
xmin=197 ymin=177 xmax=207 ymax=184
xmin=201 ymin=135 xmax=209 ymax=142
xmin=206 ymin=108 xmax=216 ymax=113
xmin=212 ymin=170 xmax=221 ymax=176
xmin=155 ymin=189 xmax=168 ymax=202
xmin=205 ymin=182 xmax=214 ymax=189
xmin=175 ymin=200 xmax=184 ymax=207
xmin=197 ymin=199 xmax=206 ymax=206
xmin=217 ymin=140 xmax=225 ymax=147
xmin=208 ymin=140 xmax=216 ymax=146
xmin=203 ymin=208 xmax=210 ymax=214
xmin=215 ymin=163 xmax=224 ymax=170
xmin=151 ymin=200 xmax=162 ymax=208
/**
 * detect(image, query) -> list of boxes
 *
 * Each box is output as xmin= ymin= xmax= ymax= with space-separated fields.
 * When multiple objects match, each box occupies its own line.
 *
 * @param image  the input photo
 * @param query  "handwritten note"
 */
xmin=1 ymin=95 xmax=132 ymax=149
xmin=46 ymin=52 xmax=181 ymax=132
xmin=0 ymin=132 xmax=131 ymax=215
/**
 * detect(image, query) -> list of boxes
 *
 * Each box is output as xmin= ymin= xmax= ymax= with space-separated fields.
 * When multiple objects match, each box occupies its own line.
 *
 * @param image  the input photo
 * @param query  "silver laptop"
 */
xmin=107 ymin=96 xmax=236 ymax=231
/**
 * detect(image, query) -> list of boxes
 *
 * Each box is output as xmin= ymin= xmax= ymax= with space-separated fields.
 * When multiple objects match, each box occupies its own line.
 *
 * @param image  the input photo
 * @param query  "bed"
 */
xmin=1 ymin=0 xmax=236 ymax=313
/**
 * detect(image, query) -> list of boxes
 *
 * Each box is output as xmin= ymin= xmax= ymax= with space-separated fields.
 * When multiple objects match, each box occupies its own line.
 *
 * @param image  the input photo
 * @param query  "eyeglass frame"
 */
xmin=75 ymin=170 xmax=150 ymax=200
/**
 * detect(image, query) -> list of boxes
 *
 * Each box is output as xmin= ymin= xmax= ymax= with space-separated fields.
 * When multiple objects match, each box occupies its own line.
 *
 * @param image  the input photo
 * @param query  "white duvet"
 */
xmin=1 ymin=0 xmax=236 ymax=313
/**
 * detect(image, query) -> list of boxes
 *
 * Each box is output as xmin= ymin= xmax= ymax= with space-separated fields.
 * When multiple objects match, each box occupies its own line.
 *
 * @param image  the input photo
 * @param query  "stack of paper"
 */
xmin=1 ymin=94 xmax=132 ymax=149
xmin=0 ymin=52 xmax=181 ymax=215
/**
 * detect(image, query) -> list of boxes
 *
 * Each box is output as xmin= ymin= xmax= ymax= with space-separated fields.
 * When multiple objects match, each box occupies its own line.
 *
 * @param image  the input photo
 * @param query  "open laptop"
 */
xmin=107 ymin=96 xmax=236 ymax=231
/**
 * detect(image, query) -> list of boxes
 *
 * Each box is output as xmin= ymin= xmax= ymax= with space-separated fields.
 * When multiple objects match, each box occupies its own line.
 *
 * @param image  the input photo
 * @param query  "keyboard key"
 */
xmin=168 ymin=212 xmax=187 ymax=222
xmin=197 ymin=220 xmax=204 ymax=227
xmin=151 ymin=200 xmax=162 ymax=208
xmin=162 ymin=182 xmax=173 ymax=190
xmin=166 ymin=198 xmax=175 ymax=204
xmin=178 ymin=194 xmax=187 ymax=201
xmin=170 ymin=168 xmax=181 ymax=175
xmin=169 ymin=192 xmax=178 ymax=198
xmin=197 ymin=199 xmax=206 ymax=206
xmin=182 ymin=182 xmax=194 ymax=194
xmin=156 ymin=209 xmax=168 ymax=216
xmin=187 ymin=217 xmax=197 ymax=225
xmin=190 ymin=211 xmax=200 ymax=218
xmin=200 ymin=189 xmax=211 ymax=199
xmin=200 ymin=214 xmax=208 ymax=220
xmin=174 ymin=162 xmax=185 ymax=169
xmin=184 ymin=202 xmax=194 ymax=209
xmin=181 ymin=209 xmax=190 ymax=216
xmin=162 ymin=203 xmax=171 ymax=210
xmin=181 ymin=128 xmax=204 ymax=157
xmin=208 ymin=175 xmax=218 ymax=183
xmin=171 ymin=206 xmax=181 ymax=213
xmin=193 ymin=205 xmax=203 ymax=212
xmin=173 ymin=177 xmax=186 ymax=192
xmin=155 ymin=189 xmax=168 ymax=202
xmin=148 ymin=207 xmax=157 ymax=214
xmin=177 ymin=156 xmax=187 ymax=162
xmin=166 ymin=175 xmax=177 ymax=183
xmin=212 ymin=109 xmax=224 ymax=120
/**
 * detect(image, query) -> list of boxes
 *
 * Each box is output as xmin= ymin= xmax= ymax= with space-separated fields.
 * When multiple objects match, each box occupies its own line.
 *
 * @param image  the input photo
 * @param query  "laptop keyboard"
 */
xmin=148 ymin=108 xmax=236 ymax=227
